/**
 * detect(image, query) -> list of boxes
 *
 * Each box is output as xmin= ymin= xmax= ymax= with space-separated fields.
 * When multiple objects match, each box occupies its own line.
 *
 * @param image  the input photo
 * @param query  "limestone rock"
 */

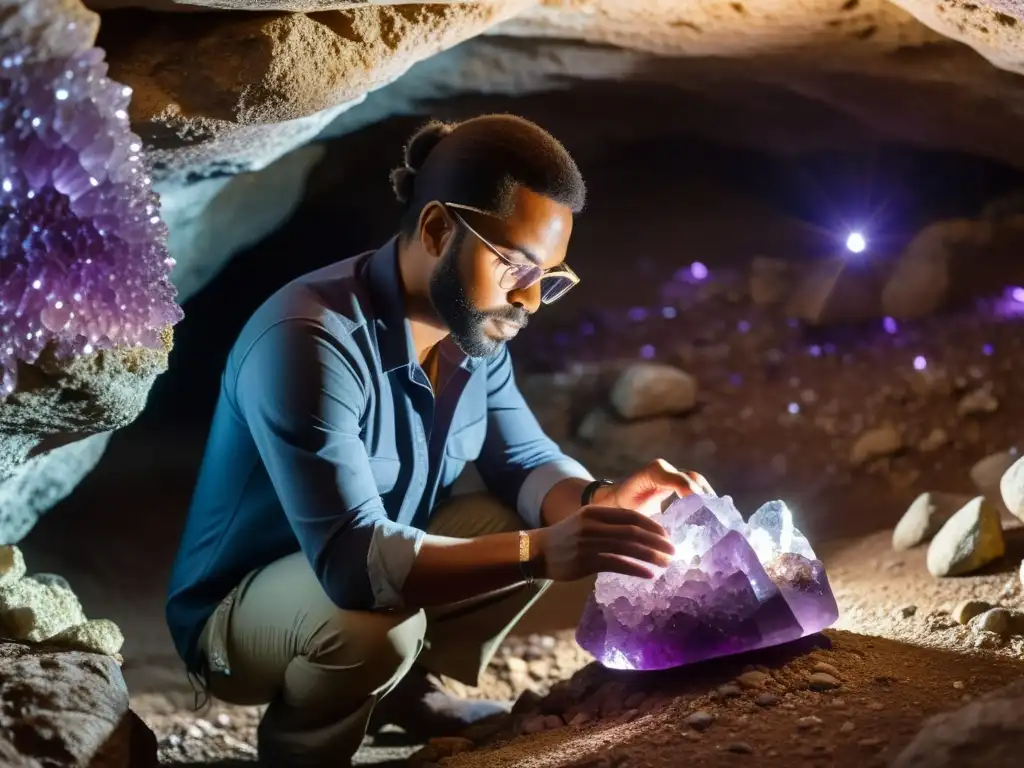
xmin=101 ymin=1 xmax=533 ymax=186
xmin=971 ymin=450 xmax=1019 ymax=517
xmin=0 ymin=340 xmax=169 ymax=544
xmin=610 ymin=363 xmax=697 ymax=420
xmin=850 ymin=425 xmax=903 ymax=466
xmin=0 ymin=578 xmax=87 ymax=642
xmin=926 ymin=497 xmax=1005 ymax=577
xmin=1000 ymin=455 xmax=1024 ymax=523
xmin=953 ymin=600 xmax=993 ymax=625
xmin=892 ymin=679 xmax=1024 ymax=768
xmin=0 ymin=642 xmax=157 ymax=767
xmin=0 ymin=545 xmax=26 ymax=587
xmin=51 ymin=619 xmax=125 ymax=657
xmin=892 ymin=492 xmax=972 ymax=551
xmin=786 ymin=258 xmax=885 ymax=326
xmin=165 ymin=144 xmax=326 ymax=302
xmin=882 ymin=219 xmax=992 ymax=318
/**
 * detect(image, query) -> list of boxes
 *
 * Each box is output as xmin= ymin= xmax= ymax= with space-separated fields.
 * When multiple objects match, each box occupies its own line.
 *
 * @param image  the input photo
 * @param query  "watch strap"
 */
xmin=581 ymin=478 xmax=614 ymax=507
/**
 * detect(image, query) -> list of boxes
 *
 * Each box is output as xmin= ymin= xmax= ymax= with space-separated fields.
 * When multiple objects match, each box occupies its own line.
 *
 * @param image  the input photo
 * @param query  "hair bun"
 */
xmin=404 ymin=119 xmax=455 ymax=172
xmin=390 ymin=119 xmax=455 ymax=205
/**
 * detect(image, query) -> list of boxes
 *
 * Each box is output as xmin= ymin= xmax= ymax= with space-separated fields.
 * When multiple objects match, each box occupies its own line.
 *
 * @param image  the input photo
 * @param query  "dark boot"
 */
xmin=368 ymin=665 xmax=511 ymax=741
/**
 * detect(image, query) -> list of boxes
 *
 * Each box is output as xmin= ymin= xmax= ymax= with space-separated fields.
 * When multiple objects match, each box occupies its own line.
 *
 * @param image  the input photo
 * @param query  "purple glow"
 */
xmin=628 ymin=307 xmax=648 ymax=322
xmin=809 ymin=345 xmax=822 ymax=358
xmin=913 ymin=355 xmax=927 ymax=371
xmin=787 ymin=402 xmax=800 ymax=414
xmin=580 ymin=321 xmax=595 ymax=336
xmin=883 ymin=317 xmax=898 ymax=334
xmin=554 ymin=332 xmax=569 ymax=346
xmin=729 ymin=374 xmax=743 ymax=386
xmin=982 ymin=344 xmax=994 ymax=356
xmin=576 ymin=495 xmax=839 ymax=671
xmin=738 ymin=320 xmax=751 ymax=334
xmin=640 ymin=344 xmax=655 ymax=360
xmin=1012 ymin=287 xmax=1024 ymax=304
xmin=690 ymin=262 xmax=709 ymax=280
xmin=661 ymin=306 xmax=677 ymax=319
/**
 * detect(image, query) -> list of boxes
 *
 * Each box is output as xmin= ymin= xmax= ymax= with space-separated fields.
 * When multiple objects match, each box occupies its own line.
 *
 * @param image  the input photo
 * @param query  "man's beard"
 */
xmin=429 ymin=228 xmax=529 ymax=358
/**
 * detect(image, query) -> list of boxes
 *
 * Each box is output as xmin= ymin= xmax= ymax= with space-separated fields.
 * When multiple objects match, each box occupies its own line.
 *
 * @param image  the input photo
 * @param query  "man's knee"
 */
xmin=306 ymin=606 xmax=427 ymax=694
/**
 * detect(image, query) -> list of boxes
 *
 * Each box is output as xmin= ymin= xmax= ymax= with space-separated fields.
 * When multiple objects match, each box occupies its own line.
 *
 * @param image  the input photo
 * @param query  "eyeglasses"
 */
xmin=442 ymin=202 xmax=579 ymax=304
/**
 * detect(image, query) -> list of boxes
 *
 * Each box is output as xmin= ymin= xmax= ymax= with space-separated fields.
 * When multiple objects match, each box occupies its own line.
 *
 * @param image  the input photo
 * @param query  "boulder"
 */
xmin=926 ymin=497 xmax=1005 ymax=577
xmin=0 ymin=642 xmax=157 ymax=767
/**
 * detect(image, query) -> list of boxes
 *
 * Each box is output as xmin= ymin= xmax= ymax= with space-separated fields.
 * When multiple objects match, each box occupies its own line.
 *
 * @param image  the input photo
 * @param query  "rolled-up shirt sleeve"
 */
xmin=233 ymin=319 xmax=423 ymax=611
xmin=475 ymin=346 xmax=593 ymax=529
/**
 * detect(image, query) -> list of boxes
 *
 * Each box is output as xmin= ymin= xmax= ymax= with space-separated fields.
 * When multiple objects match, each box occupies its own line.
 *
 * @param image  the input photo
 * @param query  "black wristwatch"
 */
xmin=581 ymin=479 xmax=614 ymax=507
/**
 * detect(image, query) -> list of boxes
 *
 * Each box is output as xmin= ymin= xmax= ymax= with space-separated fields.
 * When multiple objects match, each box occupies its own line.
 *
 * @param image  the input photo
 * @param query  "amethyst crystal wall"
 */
xmin=0 ymin=19 xmax=183 ymax=397
xmin=576 ymin=495 xmax=840 ymax=671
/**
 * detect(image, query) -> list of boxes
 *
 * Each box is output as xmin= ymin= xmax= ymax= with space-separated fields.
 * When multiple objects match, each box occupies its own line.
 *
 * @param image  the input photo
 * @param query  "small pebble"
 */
xmin=726 ymin=742 xmax=753 ymax=754
xmin=953 ymin=681 xmax=965 ymax=690
xmin=542 ymin=715 xmax=563 ymax=730
xmin=893 ymin=604 xmax=917 ymax=619
xmin=186 ymin=726 xmax=203 ymax=739
xmin=735 ymin=670 xmax=770 ymax=689
xmin=685 ymin=711 xmax=715 ymax=731
xmin=755 ymin=692 xmax=779 ymax=707
xmin=970 ymin=608 xmax=1011 ymax=636
xmin=797 ymin=715 xmax=822 ymax=730
xmin=569 ymin=712 xmax=593 ymax=727
xmin=717 ymin=683 xmax=743 ymax=698
xmin=812 ymin=661 xmax=841 ymax=677
xmin=840 ymin=721 xmax=855 ymax=733
xmin=859 ymin=737 xmax=885 ymax=749
xmin=953 ymin=599 xmax=992 ymax=625
xmin=215 ymin=713 xmax=231 ymax=727
xmin=867 ymin=701 xmax=885 ymax=711
xmin=809 ymin=672 xmax=841 ymax=691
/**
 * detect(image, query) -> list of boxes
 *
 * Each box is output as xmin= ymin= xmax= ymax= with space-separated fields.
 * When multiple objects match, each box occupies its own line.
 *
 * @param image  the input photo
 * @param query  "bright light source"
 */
xmin=845 ymin=232 xmax=866 ymax=253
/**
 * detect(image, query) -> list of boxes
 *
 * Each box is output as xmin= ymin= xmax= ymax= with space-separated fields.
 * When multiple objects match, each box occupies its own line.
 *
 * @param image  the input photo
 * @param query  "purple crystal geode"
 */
xmin=0 ymin=28 xmax=183 ymax=397
xmin=576 ymin=495 xmax=839 ymax=670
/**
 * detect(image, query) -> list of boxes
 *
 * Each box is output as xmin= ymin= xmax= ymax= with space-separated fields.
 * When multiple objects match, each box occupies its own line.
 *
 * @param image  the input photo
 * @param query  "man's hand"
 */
xmin=532 ymin=505 xmax=676 ymax=581
xmin=595 ymin=459 xmax=715 ymax=517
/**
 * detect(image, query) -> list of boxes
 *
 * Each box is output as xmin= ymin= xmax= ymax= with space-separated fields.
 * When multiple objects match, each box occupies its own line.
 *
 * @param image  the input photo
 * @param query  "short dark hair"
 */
xmin=390 ymin=114 xmax=586 ymax=237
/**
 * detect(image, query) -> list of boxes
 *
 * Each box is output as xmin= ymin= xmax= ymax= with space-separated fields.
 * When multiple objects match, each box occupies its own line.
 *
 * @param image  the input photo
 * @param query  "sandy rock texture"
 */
xmin=0 ymin=642 xmax=157 ymax=767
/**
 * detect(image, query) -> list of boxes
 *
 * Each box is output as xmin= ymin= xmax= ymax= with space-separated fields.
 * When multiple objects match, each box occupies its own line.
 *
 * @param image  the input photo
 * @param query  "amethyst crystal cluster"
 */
xmin=576 ymin=494 xmax=839 ymax=670
xmin=0 ymin=26 xmax=183 ymax=396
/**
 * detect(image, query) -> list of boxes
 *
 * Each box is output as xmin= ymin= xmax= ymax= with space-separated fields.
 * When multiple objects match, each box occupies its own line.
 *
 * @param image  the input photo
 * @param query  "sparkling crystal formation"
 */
xmin=576 ymin=495 xmax=840 ymax=671
xmin=0 ymin=22 xmax=183 ymax=397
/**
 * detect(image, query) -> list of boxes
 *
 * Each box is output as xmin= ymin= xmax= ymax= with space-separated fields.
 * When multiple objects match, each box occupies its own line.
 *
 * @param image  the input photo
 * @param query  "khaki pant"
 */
xmin=197 ymin=492 xmax=550 ymax=766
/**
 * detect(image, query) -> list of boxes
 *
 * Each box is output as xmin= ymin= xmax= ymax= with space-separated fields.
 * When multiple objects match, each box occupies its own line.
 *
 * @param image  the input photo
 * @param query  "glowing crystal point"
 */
xmin=0 ymin=8 xmax=183 ymax=397
xmin=576 ymin=495 xmax=839 ymax=670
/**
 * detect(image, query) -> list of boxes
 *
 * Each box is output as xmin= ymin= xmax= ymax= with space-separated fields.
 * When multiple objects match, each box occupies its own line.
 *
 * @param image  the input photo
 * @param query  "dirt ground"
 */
xmin=16 ymin=178 xmax=1024 ymax=766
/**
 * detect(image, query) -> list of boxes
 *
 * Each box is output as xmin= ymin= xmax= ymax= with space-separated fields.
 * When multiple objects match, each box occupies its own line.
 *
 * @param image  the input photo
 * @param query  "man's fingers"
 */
xmin=585 ymin=505 xmax=668 ymax=535
xmin=589 ymin=522 xmax=675 ymax=556
xmin=598 ymin=539 xmax=673 ymax=569
xmin=594 ymin=554 xmax=657 ymax=580
xmin=650 ymin=459 xmax=715 ymax=498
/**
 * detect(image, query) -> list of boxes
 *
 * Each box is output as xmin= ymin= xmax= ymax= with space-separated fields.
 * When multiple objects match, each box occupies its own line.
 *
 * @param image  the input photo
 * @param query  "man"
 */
xmin=166 ymin=114 xmax=711 ymax=767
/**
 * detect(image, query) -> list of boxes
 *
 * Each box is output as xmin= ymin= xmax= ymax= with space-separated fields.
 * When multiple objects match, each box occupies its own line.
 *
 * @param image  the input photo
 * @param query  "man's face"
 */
xmin=428 ymin=186 xmax=574 ymax=358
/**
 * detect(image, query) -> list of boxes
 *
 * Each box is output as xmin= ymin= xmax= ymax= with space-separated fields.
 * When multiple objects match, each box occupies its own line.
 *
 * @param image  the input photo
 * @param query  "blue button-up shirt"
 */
xmin=165 ymin=238 xmax=592 ymax=672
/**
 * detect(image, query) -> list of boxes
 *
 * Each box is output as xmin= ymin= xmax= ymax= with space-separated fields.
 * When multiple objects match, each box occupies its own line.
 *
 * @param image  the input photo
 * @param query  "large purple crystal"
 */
xmin=0 ymin=15 xmax=183 ymax=397
xmin=576 ymin=495 xmax=840 ymax=670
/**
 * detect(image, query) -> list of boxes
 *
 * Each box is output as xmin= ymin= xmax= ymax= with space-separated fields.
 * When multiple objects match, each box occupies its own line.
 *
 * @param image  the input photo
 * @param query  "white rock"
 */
xmin=969 ymin=608 xmax=1010 ymax=637
xmin=850 ymin=425 xmax=902 ymax=466
xmin=0 ymin=578 xmax=87 ymax=642
xmin=892 ymin=492 xmax=972 ymax=551
xmin=50 ymin=618 xmax=125 ymax=656
xmin=970 ymin=451 xmax=1018 ymax=515
xmin=917 ymin=428 xmax=949 ymax=453
xmin=610 ymin=363 xmax=697 ymax=420
xmin=1000 ymin=456 xmax=1024 ymax=523
xmin=0 ymin=545 xmax=26 ymax=587
xmin=926 ymin=497 xmax=1005 ymax=577
xmin=952 ymin=599 xmax=992 ymax=625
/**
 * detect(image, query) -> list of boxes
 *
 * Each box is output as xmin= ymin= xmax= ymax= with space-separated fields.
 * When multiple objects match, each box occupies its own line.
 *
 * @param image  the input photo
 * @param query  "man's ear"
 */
xmin=418 ymin=202 xmax=451 ymax=260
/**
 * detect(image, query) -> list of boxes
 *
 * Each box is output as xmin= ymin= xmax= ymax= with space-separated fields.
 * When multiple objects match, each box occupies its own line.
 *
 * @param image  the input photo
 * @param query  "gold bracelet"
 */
xmin=518 ymin=530 xmax=534 ymax=586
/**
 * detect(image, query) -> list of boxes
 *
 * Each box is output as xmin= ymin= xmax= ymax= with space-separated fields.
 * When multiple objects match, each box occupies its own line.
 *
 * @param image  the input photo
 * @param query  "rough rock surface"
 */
xmin=0 ymin=642 xmax=157 ymax=767
xmin=609 ymin=363 xmax=698 ymax=420
xmin=892 ymin=679 xmax=1024 ymax=768
xmin=999 ymin=455 xmax=1024 ymax=522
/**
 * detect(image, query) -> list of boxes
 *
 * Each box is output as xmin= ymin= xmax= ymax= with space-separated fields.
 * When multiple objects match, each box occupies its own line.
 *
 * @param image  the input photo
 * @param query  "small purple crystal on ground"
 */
xmin=0 ymin=14 xmax=183 ymax=396
xmin=576 ymin=494 xmax=840 ymax=670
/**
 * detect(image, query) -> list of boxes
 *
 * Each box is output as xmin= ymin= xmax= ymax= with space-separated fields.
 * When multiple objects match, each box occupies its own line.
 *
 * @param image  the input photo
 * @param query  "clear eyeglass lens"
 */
xmin=540 ymin=274 xmax=575 ymax=303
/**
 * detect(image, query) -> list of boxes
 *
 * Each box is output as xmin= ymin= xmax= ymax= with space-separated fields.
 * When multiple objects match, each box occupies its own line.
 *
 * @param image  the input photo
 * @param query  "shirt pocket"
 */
xmin=367 ymin=456 xmax=401 ymax=493
xmin=446 ymin=416 xmax=487 ymax=461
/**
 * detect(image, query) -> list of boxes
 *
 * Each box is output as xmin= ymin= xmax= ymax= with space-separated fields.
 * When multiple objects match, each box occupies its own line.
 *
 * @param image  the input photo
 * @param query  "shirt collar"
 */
xmin=365 ymin=237 xmax=483 ymax=375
